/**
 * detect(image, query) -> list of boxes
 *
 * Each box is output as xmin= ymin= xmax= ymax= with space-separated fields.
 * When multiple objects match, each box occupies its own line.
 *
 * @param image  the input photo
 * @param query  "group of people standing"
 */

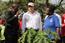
xmin=0 ymin=2 xmax=65 ymax=43
xmin=22 ymin=2 xmax=65 ymax=43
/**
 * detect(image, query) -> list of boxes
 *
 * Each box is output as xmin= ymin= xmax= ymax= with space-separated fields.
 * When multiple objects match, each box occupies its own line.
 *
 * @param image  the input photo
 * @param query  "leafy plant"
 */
xmin=51 ymin=32 xmax=60 ymax=40
xmin=18 ymin=30 xmax=27 ymax=43
xmin=33 ymin=31 xmax=51 ymax=43
xmin=27 ymin=29 xmax=36 ymax=43
xmin=18 ymin=28 xmax=59 ymax=43
xmin=18 ymin=29 xmax=37 ymax=43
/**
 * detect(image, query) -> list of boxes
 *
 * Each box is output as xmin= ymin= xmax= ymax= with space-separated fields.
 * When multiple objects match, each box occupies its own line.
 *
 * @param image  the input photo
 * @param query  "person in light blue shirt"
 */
xmin=43 ymin=4 xmax=60 ymax=40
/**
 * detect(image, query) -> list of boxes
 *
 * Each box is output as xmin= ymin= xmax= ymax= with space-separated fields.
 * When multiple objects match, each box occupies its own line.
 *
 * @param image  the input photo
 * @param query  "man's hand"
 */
xmin=15 ymin=11 xmax=20 ymax=17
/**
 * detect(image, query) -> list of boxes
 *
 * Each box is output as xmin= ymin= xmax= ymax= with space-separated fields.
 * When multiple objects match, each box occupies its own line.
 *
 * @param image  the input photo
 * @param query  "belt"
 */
xmin=25 ymin=28 xmax=39 ymax=32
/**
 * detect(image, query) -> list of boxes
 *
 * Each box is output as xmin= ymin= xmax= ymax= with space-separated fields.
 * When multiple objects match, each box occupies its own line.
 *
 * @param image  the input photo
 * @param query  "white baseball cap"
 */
xmin=28 ymin=2 xmax=34 ymax=6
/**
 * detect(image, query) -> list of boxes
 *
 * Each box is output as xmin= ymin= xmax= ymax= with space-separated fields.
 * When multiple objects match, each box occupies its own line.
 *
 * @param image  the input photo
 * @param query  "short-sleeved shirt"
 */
xmin=43 ymin=14 xmax=60 ymax=32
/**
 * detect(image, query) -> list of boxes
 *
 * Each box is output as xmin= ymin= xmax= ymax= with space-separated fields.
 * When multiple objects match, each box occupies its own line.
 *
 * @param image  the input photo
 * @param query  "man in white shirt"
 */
xmin=22 ymin=2 xmax=42 ymax=32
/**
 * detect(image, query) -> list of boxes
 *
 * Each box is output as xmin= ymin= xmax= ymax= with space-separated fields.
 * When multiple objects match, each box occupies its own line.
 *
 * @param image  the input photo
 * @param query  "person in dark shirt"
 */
xmin=5 ymin=3 xmax=19 ymax=43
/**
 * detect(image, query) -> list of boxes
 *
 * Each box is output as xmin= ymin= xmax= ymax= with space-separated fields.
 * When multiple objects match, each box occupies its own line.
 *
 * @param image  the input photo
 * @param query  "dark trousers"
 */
xmin=5 ymin=25 xmax=19 ymax=43
xmin=5 ymin=34 xmax=18 ymax=43
xmin=61 ymin=36 xmax=65 ymax=43
xmin=55 ymin=36 xmax=63 ymax=43
xmin=0 ymin=40 xmax=5 ymax=43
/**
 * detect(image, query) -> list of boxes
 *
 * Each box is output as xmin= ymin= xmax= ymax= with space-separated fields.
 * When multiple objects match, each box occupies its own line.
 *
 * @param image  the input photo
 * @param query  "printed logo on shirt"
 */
xmin=50 ymin=18 xmax=53 ymax=23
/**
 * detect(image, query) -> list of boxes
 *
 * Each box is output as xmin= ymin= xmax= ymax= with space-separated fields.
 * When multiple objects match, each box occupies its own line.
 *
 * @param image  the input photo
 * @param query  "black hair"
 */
xmin=47 ymin=4 xmax=55 ymax=12
xmin=45 ymin=4 xmax=56 ymax=15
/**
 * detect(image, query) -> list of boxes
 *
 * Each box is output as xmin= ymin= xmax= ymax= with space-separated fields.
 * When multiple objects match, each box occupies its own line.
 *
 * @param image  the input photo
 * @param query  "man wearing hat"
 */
xmin=22 ymin=2 xmax=42 ymax=32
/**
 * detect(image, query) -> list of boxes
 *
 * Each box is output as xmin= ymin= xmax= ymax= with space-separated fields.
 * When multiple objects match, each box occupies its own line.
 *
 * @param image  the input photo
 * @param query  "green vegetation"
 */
xmin=18 ymin=29 xmax=60 ymax=43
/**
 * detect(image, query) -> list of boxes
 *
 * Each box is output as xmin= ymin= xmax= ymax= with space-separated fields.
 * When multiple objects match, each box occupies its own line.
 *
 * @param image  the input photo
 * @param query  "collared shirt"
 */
xmin=22 ymin=11 xmax=42 ymax=32
xmin=43 ymin=14 xmax=60 ymax=32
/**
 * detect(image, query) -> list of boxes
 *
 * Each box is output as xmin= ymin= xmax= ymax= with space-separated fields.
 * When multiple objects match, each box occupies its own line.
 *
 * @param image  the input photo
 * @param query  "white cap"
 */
xmin=28 ymin=2 xmax=34 ymax=6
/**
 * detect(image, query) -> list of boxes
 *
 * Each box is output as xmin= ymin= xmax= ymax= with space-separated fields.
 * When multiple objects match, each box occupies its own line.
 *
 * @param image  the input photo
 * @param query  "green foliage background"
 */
xmin=0 ymin=0 xmax=63 ymax=19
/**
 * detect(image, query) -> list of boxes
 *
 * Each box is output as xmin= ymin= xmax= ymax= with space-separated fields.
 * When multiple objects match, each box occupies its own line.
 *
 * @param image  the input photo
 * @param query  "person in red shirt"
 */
xmin=61 ymin=13 xmax=65 ymax=43
xmin=18 ymin=17 xmax=22 ymax=30
xmin=0 ymin=18 xmax=6 ymax=25
xmin=0 ymin=18 xmax=2 ymax=24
